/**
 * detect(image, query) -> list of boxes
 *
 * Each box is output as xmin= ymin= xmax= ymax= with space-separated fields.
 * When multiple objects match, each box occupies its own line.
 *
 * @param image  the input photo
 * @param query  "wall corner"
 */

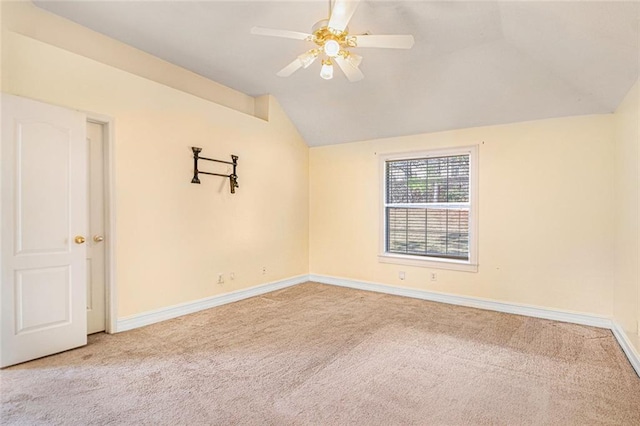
xmin=254 ymin=94 xmax=270 ymax=121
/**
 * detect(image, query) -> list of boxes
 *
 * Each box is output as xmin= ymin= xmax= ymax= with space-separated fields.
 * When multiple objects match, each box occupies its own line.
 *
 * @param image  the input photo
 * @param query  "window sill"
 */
xmin=378 ymin=253 xmax=478 ymax=272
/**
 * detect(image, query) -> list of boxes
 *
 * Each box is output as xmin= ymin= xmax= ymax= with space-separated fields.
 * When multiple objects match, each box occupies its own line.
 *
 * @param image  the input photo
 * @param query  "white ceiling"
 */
xmin=34 ymin=1 xmax=640 ymax=147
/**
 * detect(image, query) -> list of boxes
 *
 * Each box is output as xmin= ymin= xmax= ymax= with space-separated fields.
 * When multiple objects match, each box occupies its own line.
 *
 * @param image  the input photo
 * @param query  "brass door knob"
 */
xmin=93 ymin=235 xmax=104 ymax=243
xmin=74 ymin=236 xmax=86 ymax=244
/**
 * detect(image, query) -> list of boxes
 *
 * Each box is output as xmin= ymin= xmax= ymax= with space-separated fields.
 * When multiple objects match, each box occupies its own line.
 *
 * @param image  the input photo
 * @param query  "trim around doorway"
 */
xmin=86 ymin=112 xmax=117 ymax=334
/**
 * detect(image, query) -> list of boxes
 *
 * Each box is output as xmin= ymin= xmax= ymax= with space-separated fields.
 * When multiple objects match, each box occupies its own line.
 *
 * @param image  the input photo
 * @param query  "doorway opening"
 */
xmin=86 ymin=116 xmax=116 ymax=334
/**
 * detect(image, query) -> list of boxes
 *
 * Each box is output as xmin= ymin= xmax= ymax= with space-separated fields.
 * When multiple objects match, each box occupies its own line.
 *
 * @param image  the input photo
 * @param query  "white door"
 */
xmin=1 ymin=94 xmax=87 ymax=368
xmin=86 ymin=122 xmax=106 ymax=334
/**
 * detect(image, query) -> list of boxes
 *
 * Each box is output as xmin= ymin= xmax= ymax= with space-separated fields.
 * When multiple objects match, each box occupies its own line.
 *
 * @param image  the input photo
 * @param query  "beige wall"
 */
xmin=2 ymin=0 xmax=637 ymax=331
xmin=614 ymin=79 xmax=640 ymax=341
xmin=310 ymin=115 xmax=615 ymax=316
xmin=1 ymin=29 xmax=309 ymax=317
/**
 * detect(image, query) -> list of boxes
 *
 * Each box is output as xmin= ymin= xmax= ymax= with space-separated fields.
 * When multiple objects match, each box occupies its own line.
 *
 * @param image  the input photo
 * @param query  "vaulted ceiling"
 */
xmin=35 ymin=1 xmax=640 ymax=146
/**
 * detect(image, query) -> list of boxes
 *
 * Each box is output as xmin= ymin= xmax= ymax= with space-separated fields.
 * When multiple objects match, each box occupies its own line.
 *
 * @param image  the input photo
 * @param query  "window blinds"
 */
xmin=385 ymin=154 xmax=470 ymax=260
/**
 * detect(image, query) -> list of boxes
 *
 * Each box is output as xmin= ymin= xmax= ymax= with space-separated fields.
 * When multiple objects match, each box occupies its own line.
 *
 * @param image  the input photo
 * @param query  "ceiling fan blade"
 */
xmin=328 ymin=0 xmax=360 ymax=32
xmin=353 ymin=34 xmax=415 ymax=49
xmin=334 ymin=55 xmax=364 ymax=82
xmin=276 ymin=59 xmax=303 ymax=77
xmin=250 ymin=26 xmax=312 ymax=41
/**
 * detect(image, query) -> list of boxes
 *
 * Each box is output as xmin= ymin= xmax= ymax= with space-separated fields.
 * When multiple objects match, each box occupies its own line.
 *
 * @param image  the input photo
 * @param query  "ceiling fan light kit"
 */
xmin=320 ymin=59 xmax=334 ymax=80
xmin=251 ymin=0 xmax=415 ymax=82
xmin=299 ymin=49 xmax=320 ymax=68
xmin=323 ymin=39 xmax=341 ymax=57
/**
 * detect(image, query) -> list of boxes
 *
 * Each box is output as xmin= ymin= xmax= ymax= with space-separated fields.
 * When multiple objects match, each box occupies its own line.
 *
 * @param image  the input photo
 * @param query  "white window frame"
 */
xmin=378 ymin=145 xmax=479 ymax=272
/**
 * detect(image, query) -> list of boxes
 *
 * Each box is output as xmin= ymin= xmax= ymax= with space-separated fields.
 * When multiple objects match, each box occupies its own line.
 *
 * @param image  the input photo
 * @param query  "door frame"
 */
xmin=85 ymin=112 xmax=117 ymax=334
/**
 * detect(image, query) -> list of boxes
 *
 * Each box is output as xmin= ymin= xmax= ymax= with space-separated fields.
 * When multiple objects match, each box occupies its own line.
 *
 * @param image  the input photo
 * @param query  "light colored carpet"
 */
xmin=1 ymin=282 xmax=639 ymax=425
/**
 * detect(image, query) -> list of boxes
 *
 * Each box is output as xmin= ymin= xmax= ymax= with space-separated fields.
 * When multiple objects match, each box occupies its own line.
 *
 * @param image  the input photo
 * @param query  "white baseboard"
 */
xmin=115 ymin=274 xmax=308 ymax=332
xmin=309 ymin=273 xmax=640 ymax=377
xmin=309 ymin=274 xmax=612 ymax=329
xmin=611 ymin=322 xmax=640 ymax=377
xmin=114 ymin=272 xmax=639 ymax=378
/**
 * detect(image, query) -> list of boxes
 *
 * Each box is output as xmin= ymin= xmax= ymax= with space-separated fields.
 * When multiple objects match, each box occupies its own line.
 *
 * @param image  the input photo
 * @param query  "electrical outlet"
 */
xmin=430 ymin=272 xmax=437 ymax=282
xmin=262 ymin=266 xmax=267 ymax=275
xmin=399 ymin=271 xmax=405 ymax=280
xmin=217 ymin=273 xmax=224 ymax=284
xmin=230 ymin=272 xmax=235 ymax=280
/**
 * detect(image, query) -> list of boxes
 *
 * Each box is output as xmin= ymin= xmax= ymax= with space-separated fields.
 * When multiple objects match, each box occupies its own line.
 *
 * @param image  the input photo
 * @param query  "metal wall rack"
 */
xmin=190 ymin=147 xmax=239 ymax=194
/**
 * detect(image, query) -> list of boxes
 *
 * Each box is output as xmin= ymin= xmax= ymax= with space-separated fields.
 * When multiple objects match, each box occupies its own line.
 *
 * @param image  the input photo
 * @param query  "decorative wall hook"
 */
xmin=191 ymin=147 xmax=239 ymax=194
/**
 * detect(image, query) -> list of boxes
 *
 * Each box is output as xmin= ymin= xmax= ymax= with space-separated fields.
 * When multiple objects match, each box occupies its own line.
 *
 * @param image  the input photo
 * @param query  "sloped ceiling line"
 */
xmin=34 ymin=1 xmax=640 ymax=147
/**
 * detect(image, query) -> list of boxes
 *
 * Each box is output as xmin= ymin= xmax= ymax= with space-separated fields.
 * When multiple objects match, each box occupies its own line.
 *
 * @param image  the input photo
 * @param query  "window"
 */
xmin=379 ymin=146 xmax=478 ymax=272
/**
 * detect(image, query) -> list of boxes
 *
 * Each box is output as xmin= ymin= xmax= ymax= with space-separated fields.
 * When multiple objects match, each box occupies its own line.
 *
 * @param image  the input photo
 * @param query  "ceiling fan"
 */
xmin=250 ymin=0 xmax=415 ymax=82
